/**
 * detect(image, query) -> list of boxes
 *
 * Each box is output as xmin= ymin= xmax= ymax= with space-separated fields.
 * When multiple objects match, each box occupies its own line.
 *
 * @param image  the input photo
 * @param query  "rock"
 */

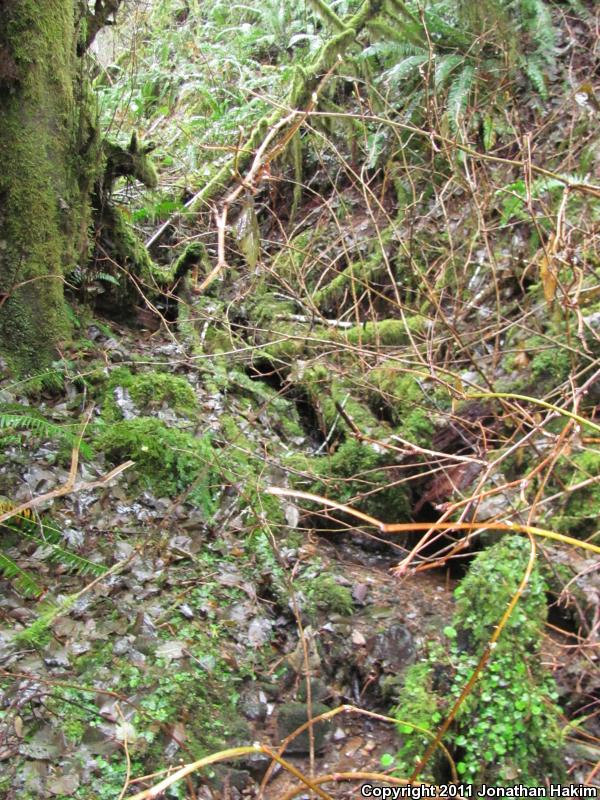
xmin=368 ymin=622 xmax=415 ymax=672
xmin=21 ymin=467 xmax=59 ymax=494
xmin=277 ymin=701 xmax=331 ymax=754
xmin=296 ymin=677 xmax=332 ymax=705
xmin=47 ymin=771 xmax=80 ymax=795
xmin=239 ymin=684 xmax=269 ymax=721
xmin=210 ymin=765 xmax=254 ymax=795
xmin=352 ymin=583 xmax=369 ymax=604
xmin=235 ymin=750 xmax=272 ymax=780
xmin=42 ymin=644 xmax=71 ymax=669
xmin=112 ymin=637 xmax=132 ymax=656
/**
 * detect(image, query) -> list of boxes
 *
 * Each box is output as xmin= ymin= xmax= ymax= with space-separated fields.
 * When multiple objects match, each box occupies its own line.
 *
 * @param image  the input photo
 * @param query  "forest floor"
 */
xmin=0 ymin=310 xmax=597 ymax=798
xmin=0 ymin=320 xmax=458 ymax=798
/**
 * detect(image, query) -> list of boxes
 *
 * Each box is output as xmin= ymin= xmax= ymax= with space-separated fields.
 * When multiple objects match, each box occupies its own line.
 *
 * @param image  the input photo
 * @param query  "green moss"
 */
xmin=0 ymin=0 xmax=100 ymax=374
xmin=172 ymin=242 xmax=209 ymax=283
xmin=552 ymin=448 xmax=600 ymax=538
xmin=367 ymin=368 xmax=438 ymax=444
xmin=313 ymin=225 xmax=398 ymax=310
xmin=289 ymin=436 xmax=411 ymax=522
xmin=85 ymin=132 xmax=168 ymax=309
xmin=300 ymin=368 xmax=390 ymax=439
xmin=95 ymin=417 xmax=215 ymax=512
xmin=528 ymin=337 xmax=571 ymax=383
xmin=391 ymin=662 xmax=443 ymax=782
xmin=272 ymin=229 xmax=322 ymax=281
xmin=454 ymin=537 xmax=548 ymax=648
xmin=393 ymin=537 xmax=564 ymax=786
xmin=93 ymin=204 xmax=170 ymax=303
xmin=103 ymin=134 xmax=158 ymax=192
xmin=304 ymin=573 xmax=354 ymax=615
xmin=344 ymin=317 xmax=425 ymax=347
xmin=104 ymin=367 xmax=197 ymax=420
xmin=224 ymin=370 xmax=306 ymax=442
xmin=247 ymin=291 xmax=296 ymax=327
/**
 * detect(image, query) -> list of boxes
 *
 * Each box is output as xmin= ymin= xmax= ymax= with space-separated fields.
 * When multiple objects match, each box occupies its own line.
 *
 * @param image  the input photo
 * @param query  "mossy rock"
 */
xmin=551 ymin=448 xmax=600 ymax=539
xmin=296 ymin=677 xmax=332 ymax=704
xmin=367 ymin=367 xmax=442 ymax=444
xmin=343 ymin=317 xmax=425 ymax=348
xmin=95 ymin=417 xmax=215 ymax=513
xmin=303 ymin=574 xmax=354 ymax=616
xmin=103 ymin=367 xmax=197 ymax=420
xmin=277 ymin=701 xmax=331 ymax=754
xmin=394 ymin=536 xmax=564 ymax=787
xmin=270 ymin=229 xmax=319 ymax=284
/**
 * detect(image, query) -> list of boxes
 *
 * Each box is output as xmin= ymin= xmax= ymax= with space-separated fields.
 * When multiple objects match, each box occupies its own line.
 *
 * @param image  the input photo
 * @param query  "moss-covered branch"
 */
xmin=185 ymin=1 xmax=383 ymax=217
xmin=78 ymin=0 xmax=124 ymax=55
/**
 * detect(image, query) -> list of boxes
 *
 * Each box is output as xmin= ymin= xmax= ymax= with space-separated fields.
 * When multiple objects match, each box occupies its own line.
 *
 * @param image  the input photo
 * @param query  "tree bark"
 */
xmin=0 ymin=0 xmax=98 ymax=375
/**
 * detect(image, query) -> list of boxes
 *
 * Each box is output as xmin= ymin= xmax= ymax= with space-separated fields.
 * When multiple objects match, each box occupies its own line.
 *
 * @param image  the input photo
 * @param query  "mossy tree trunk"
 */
xmin=0 ymin=0 xmax=99 ymax=375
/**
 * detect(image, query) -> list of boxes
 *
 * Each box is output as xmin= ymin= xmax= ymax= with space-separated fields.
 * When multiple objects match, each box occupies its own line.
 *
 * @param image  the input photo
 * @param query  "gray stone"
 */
xmin=277 ymin=701 xmax=330 ymax=754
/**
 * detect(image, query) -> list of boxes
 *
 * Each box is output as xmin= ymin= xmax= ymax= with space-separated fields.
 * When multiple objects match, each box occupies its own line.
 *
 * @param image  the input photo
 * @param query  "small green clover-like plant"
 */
xmin=393 ymin=537 xmax=564 ymax=786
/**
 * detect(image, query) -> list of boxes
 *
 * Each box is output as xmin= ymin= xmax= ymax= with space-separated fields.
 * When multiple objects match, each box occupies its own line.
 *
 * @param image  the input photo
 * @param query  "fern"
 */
xmin=384 ymin=53 xmax=429 ymax=87
xmin=520 ymin=0 xmax=556 ymax=55
xmin=361 ymin=37 xmax=422 ymax=60
xmin=0 ymin=410 xmax=92 ymax=459
xmin=96 ymin=271 xmax=121 ymax=286
xmin=561 ymin=0 xmax=591 ymax=18
xmin=16 ymin=598 xmax=77 ymax=644
xmin=434 ymin=53 xmax=463 ymax=89
xmin=18 ymin=526 xmax=106 ymax=578
xmin=1 ymin=503 xmax=105 ymax=602
xmin=523 ymin=54 xmax=548 ymax=99
xmin=0 ymin=552 xmax=43 ymax=597
xmin=367 ymin=0 xmax=560 ymax=139
xmin=495 ymin=173 xmax=588 ymax=224
xmin=482 ymin=113 xmax=497 ymax=152
xmin=0 ymin=412 xmax=69 ymax=439
xmin=447 ymin=64 xmax=475 ymax=131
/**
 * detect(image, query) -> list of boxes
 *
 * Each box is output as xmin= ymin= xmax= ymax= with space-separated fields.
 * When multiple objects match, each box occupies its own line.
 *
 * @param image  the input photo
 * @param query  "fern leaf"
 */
xmin=19 ymin=529 xmax=106 ymax=578
xmin=384 ymin=53 xmax=429 ymax=87
xmin=0 ymin=412 xmax=65 ymax=438
xmin=521 ymin=0 xmax=555 ymax=53
xmin=0 ymin=500 xmax=35 ymax=528
xmin=96 ymin=272 xmax=121 ymax=286
xmin=0 ymin=553 xmax=42 ymax=597
xmin=423 ymin=8 xmax=471 ymax=49
xmin=447 ymin=64 xmax=475 ymax=131
xmin=434 ymin=53 xmax=463 ymax=89
xmin=15 ymin=599 xmax=69 ymax=644
xmin=0 ymin=411 xmax=92 ymax=460
xmin=482 ymin=114 xmax=496 ymax=152
xmin=523 ymin=56 xmax=548 ymax=99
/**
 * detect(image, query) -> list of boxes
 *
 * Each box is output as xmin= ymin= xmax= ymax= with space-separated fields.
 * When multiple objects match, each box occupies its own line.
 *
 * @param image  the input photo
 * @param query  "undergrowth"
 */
xmin=391 ymin=538 xmax=564 ymax=786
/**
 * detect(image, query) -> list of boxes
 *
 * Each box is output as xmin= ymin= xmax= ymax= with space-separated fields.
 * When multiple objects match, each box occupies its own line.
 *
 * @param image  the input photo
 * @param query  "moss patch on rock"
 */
xmin=95 ymin=417 xmax=216 ymax=513
xmin=103 ymin=367 xmax=197 ymax=420
xmin=393 ymin=536 xmax=563 ymax=787
xmin=551 ymin=448 xmax=600 ymax=539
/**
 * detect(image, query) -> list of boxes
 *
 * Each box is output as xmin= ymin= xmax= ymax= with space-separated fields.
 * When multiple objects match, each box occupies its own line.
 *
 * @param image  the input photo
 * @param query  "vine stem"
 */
xmin=265 ymin=487 xmax=600 ymax=556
